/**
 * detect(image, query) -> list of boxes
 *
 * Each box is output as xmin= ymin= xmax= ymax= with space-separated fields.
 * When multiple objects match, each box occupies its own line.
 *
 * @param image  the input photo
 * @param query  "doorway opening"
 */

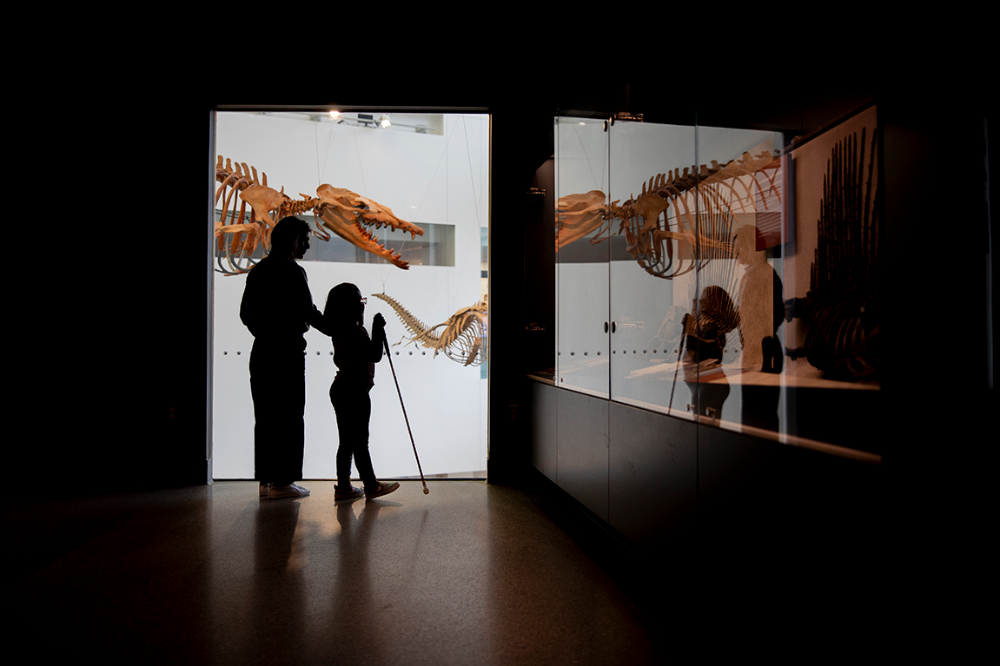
xmin=210 ymin=110 xmax=490 ymax=481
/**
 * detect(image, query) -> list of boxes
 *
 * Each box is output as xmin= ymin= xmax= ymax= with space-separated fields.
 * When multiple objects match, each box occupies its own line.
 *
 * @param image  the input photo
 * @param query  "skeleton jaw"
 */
xmin=556 ymin=190 xmax=609 ymax=250
xmin=315 ymin=184 xmax=424 ymax=269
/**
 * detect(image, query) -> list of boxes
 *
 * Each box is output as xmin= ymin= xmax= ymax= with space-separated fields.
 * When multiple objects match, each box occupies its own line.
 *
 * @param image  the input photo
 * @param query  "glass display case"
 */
xmin=555 ymin=117 xmax=610 ymax=397
xmin=554 ymin=104 xmax=881 ymax=457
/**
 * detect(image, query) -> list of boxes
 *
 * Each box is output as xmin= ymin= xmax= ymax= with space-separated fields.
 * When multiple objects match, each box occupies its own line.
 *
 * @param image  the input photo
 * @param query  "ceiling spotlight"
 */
xmin=379 ymin=114 xmax=391 ymax=129
xmin=329 ymin=110 xmax=340 ymax=118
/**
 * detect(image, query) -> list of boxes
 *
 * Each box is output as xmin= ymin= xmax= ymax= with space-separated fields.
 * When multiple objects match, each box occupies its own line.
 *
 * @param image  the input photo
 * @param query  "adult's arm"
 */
xmin=308 ymin=305 xmax=334 ymax=337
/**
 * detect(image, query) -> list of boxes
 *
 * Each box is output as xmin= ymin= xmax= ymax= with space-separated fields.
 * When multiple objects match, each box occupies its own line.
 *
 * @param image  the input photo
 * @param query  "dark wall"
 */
xmin=19 ymin=103 xmax=214 ymax=494
xmin=877 ymin=92 xmax=993 ymax=558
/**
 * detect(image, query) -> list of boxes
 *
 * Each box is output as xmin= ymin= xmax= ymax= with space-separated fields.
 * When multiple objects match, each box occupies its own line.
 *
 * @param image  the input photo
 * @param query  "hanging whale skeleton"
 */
xmin=372 ymin=293 xmax=488 ymax=367
xmin=213 ymin=156 xmax=424 ymax=274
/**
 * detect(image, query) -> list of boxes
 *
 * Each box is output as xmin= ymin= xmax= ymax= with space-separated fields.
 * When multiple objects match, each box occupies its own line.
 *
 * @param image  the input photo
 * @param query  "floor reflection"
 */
xmin=14 ymin=481 xmax=660 ymax=664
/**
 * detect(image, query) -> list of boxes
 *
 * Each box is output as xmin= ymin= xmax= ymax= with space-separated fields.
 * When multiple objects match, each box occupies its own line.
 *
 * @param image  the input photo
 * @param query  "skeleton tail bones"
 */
xmin=372 ymin=293 xmax=488 ymax=367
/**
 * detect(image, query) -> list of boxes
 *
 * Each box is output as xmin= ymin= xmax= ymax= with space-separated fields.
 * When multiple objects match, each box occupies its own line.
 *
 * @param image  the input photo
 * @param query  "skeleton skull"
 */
xmin=314 ymin=184 xmax=424 ymax=269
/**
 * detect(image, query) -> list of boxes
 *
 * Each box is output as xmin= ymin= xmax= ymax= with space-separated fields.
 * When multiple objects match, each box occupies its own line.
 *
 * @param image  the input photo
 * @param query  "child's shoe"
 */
xmin=365 ymin=481 xmax=400 ymax=499
xmin=335 ymin=485 xmax=365 ymax=500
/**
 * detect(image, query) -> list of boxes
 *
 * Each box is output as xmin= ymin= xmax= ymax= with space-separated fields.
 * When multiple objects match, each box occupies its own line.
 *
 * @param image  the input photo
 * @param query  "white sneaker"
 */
xmin=268 ymin=483 xmax=310 ymax=499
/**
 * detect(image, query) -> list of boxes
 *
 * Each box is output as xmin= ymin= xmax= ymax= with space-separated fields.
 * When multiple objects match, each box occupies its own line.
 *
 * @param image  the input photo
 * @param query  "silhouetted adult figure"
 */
xmin=240 ymin=216 xmax=331 ymax=499
xmin=733 ymin=225 xmax=785 ymax=431
xmin=324 ymin=283 xmax=399 ymax=501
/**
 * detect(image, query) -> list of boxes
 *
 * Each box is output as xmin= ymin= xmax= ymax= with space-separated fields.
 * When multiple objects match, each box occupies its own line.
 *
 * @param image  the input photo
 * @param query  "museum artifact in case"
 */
xmin=553 ymin=103 xmax=881 ymax=458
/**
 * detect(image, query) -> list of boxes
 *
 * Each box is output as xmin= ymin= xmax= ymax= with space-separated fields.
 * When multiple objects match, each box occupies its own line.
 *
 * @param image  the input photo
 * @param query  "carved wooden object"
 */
xmin=787 ymin=128 xmax=880 ymax=381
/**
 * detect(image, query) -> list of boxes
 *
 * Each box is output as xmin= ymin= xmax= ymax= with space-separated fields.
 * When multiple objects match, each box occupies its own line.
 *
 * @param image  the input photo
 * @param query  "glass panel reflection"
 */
xmin=608 ymin=121 xmax=696 ymax=415
xmin=553 ymin=103 xmax=881 ymax=455
xmin=690 ymin=125 xmax=784 ymax=430
xmin=779 ymin=105 xmax=881 ymax=450
xmin=556 ymin=117 xmax=610 ymax=397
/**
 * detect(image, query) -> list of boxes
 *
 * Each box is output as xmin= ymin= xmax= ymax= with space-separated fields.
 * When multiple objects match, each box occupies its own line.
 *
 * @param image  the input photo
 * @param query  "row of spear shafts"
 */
xmin=811 ymin=128 xmax=879 ymax=304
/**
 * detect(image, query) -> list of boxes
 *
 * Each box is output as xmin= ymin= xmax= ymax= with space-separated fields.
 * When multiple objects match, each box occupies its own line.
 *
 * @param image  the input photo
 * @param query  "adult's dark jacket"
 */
xmin=240 ymin=255 xmax=331 ymax=342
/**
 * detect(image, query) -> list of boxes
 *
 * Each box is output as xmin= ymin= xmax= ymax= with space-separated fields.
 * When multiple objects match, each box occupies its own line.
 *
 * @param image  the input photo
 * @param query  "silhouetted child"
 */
xmin=324 ymin=283 xmax=400 ymax=500
xmin=681 ymin=285 xmax=736 ymax=418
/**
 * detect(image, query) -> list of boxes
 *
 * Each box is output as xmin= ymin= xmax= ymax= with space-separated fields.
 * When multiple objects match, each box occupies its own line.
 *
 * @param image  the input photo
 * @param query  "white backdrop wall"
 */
xmin=212 ymin=112 xmax=489 ymax=480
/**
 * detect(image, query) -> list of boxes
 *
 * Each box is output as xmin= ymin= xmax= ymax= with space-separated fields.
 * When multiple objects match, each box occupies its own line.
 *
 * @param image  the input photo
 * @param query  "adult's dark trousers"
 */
xmin=330 ymin=378 xmax=377 ymax=489
xmin=250 ymin=339 xmax=306 ymax=485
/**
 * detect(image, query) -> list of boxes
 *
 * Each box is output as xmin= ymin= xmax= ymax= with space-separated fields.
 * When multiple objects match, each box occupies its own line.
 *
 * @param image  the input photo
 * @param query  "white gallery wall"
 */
xmin=212 ymin=112 xmax=489 ymax=480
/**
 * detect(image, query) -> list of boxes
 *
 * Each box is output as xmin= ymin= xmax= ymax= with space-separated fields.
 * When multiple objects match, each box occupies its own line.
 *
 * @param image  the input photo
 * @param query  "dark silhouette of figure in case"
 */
xmin=682 ymin=285 xmax=736 ymax=418
xmin=240 ymin=217 xmax=332 ymax=499
xmin=324 ymin=283 xmax=400 ymax=501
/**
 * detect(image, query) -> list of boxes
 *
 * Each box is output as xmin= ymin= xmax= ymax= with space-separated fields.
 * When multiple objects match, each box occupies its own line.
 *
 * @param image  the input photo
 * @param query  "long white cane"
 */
xmin=382 ymin=337 xmax=429 ymax=495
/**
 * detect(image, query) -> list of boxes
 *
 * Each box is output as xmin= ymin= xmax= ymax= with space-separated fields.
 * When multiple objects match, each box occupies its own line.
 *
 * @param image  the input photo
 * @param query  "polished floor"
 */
xmin=10 ymin=480 xmax=664 ymax=664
